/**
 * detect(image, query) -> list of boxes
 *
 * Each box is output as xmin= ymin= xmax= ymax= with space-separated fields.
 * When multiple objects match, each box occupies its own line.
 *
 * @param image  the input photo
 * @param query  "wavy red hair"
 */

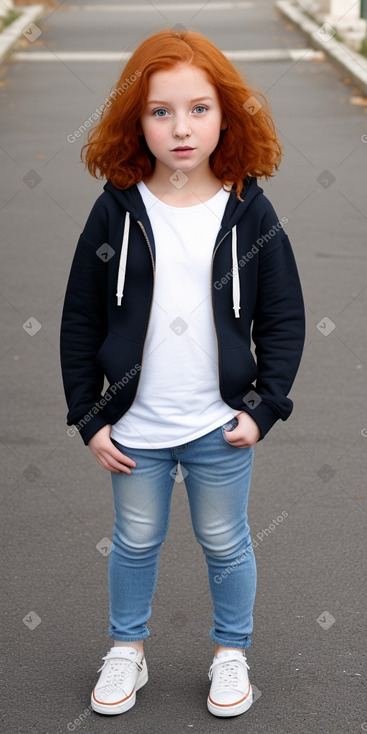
xmin=81 ymin=29 xmax=282 ymax=199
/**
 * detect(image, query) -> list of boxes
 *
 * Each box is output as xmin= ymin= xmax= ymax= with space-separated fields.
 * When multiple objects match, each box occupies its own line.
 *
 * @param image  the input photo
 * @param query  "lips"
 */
xmin=172 ymin=146 xmax=194 ymax=151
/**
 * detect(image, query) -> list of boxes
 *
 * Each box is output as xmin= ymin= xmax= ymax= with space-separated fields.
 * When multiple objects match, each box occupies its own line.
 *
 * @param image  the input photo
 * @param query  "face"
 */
xmin=139 ymin=64 xmax=226 ymax=177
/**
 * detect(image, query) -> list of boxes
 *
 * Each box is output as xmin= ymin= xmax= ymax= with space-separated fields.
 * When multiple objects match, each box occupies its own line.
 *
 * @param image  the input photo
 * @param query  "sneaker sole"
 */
xmin=207 ymin=684 xmax=253 ymax=717
xmin=91 ymin=664 xmax=148 ymax=715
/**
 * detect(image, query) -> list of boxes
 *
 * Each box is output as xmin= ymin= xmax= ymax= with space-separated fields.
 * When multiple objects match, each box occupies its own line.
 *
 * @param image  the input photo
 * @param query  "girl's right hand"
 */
xmin=88 ymin=424 xmax=136 ymax=474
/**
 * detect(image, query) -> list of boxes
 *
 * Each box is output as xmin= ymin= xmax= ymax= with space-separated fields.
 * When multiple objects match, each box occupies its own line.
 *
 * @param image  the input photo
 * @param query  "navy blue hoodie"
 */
xmin=60 ymin=177 xmax=305 ymax=445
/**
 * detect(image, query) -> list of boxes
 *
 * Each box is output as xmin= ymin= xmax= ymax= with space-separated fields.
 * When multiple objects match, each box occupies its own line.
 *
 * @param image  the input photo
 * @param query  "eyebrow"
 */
xmin=146 ymin=97 xmax=214 ymax=105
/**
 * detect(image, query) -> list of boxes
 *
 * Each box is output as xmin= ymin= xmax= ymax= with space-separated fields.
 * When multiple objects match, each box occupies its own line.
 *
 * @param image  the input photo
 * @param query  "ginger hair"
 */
xmin=81 ymin=29 xmax=282 ymax=199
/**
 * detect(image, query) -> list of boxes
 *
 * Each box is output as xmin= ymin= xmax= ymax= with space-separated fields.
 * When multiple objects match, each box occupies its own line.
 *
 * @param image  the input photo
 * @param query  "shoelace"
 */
xmin=97 ymin=654 xmax=143 ymax=687
xmin=208 ymin=656 xmax=249 ymax=686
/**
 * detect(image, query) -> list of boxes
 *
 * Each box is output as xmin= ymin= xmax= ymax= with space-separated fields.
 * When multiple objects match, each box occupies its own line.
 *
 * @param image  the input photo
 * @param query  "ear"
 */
xmin=136 ymin=119 xmax=143 ymax=135
xmin=220 ymin=118 xmax=228 ymax=131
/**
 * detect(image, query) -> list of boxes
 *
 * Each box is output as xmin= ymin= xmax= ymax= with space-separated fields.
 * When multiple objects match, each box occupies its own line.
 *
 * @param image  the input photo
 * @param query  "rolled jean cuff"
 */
xmin=109 ymin=630 xmax=150 ymax=642
xmin=210 ymin=630 xmax=252 ymax=649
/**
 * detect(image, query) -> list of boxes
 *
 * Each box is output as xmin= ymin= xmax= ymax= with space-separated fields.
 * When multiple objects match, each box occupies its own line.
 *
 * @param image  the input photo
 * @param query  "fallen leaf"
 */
xmin=349 ymin=96 xmax=367 ymax=106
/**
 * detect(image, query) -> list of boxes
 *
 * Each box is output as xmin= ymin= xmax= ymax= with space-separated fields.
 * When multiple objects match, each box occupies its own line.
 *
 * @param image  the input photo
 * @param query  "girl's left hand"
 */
xmin=223 ymin=411 xmax=261 ymax=448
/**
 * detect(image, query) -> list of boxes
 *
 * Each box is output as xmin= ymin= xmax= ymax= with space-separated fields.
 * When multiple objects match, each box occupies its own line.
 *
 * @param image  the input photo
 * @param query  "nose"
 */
xmin=173 ymin=113 xmax=191 ymax=139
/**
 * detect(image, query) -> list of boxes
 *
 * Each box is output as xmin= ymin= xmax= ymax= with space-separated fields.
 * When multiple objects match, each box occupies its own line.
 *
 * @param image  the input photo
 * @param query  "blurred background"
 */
xmin=0 ymin=2 xmax=366 ymax=733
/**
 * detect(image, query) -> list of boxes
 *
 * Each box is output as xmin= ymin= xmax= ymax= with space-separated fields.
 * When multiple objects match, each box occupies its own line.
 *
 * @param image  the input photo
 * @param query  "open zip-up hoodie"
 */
xmin=60 ymin=177 xmax=305 ymax=445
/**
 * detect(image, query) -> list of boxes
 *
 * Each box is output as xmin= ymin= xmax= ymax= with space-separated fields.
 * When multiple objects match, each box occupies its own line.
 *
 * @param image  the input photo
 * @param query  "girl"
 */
xmin=60 ymin=29 xmax=305 ymax=718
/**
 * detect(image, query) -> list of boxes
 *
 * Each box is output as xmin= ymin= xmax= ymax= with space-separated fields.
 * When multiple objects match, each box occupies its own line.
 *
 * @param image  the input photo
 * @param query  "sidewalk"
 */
xmin=2 ymin=1 xmax=367 ymax=97
xmin=0 ymin=2 xmax=44 ymax=66
xmin=276 ymin=0 xmax=367 ymax=97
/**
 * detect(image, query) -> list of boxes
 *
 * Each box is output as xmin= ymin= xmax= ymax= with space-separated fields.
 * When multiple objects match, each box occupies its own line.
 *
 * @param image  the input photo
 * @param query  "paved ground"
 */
xmin=1 ymin=1 xmax=366 ymax=733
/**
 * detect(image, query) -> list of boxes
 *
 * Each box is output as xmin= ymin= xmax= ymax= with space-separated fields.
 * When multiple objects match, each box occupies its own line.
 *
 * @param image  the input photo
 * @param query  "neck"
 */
xmin=143 ymin=160 xmax=223 ymax=206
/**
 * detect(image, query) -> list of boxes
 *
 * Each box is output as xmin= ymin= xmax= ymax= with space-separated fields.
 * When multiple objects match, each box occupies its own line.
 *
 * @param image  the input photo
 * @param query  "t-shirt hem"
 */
xmin=110 ymin=411 xmax=239 ymax=449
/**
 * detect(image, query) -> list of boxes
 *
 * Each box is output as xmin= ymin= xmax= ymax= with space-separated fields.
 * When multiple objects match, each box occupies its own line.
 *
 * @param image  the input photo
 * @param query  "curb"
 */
xmin=0 ymin=4 xmax=44 ymax=67
xmin=276 ymin=0 xmax=367 ymax=97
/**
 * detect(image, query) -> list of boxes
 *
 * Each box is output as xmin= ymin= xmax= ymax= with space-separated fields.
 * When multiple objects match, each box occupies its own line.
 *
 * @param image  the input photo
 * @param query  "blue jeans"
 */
xmin=108 ymin=420 xmax=256 ymax=649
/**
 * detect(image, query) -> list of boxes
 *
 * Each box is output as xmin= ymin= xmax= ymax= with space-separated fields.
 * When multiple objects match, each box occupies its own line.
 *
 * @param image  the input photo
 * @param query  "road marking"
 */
xmin=12 ymin=51 xmax=132 ymax=62
xmin=12 ymin=49 xmax=324 ymax=62
xmin=68 ymin=2 xmax=254 ymax=10
xmin=226 ymin=49 xmax=324 ymax=61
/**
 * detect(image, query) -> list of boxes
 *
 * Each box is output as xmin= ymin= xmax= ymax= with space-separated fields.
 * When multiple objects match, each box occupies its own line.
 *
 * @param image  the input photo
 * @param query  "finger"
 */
xmin=100 ymin=457 xmax=133 ymax=474
xmin=93 ymin=445 xmax=136 ymax=470
xmin=108 ymin=453 xmax=136 ymax=471
xmin=95 ymin=455 xmax=114 ymax=471
xmin=110 ymin=465 xmax=132 ymax=475
xmin=103 ymin=452 xmax=134 ymax=474
xmin=224 ymin=428 xmax=239 ymax=441
xmin=226 ymin=435 xmax=253 ymax=448
xmin=108 ymin=444 xmax=136 ymax=468
xmin=92 ymin=449 xmax=129 ymax=473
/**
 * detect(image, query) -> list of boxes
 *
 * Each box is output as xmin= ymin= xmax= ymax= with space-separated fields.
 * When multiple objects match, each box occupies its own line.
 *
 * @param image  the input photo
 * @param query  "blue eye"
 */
xmin=194 ymin=105 xmax=207 ymax=114
xmin=153 ymin=109 xmax=168 ymax=117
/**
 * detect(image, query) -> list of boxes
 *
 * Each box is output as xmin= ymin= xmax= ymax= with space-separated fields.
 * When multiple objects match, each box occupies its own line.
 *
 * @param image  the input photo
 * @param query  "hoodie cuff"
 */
xmin=241 ymin=401 xmax=283 ymax=441
xmin=68 ymin=413 xmax=110 ymax=446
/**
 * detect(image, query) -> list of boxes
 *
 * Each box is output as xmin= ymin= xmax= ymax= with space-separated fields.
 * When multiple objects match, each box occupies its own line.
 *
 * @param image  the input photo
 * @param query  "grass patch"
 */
xmin=1 ymin=9 xmax=21 ymax=30
xmin=359 ymin=32 xmax=367 ymax=58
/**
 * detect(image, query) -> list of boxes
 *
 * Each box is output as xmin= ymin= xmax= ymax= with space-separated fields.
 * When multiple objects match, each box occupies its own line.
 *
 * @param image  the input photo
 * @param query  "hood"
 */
xmin=103 ymin=177 xmax=264 ymax=317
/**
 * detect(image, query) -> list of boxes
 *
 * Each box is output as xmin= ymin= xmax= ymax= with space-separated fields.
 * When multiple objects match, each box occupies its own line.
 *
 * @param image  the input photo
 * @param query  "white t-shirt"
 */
xmin=110 ymin=181 xmax=238 ymax=448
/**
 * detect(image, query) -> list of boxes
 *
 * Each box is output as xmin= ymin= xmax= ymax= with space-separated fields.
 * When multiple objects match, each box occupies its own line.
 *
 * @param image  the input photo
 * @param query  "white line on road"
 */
xmin=225 ymin=49 xmax=324 ymax=61
xmin=68 ymin=2 xmax=254 ymax=10
xmin=12 ymin=49 xmax=324 ymax=62
xmin=12 ymin=51 xmax=132 ymax=62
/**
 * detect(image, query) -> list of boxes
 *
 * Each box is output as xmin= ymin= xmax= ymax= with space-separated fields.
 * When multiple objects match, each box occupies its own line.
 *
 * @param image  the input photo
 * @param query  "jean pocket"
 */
xmin=111 ymin=438 xmax=128 ymax=453
xmin=221 ymin=417 xmax=238 ymax=444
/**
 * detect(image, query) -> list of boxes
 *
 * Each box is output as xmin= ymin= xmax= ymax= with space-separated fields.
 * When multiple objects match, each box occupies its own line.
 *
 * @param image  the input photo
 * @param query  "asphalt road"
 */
xmin=1 ymin=2 xmax=366 ymax=733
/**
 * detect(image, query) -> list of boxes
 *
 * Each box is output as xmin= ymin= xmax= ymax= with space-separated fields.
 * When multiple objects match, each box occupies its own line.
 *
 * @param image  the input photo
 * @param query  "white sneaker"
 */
xmin=207 ymin=649 xmax=253 ymax=717
xmin=91 ymin=646 xmax=148 ymax=715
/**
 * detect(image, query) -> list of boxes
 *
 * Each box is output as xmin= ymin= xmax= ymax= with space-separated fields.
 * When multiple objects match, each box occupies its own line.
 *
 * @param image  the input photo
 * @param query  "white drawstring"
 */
xmin=232 ymin=225 xmax=241 ymax=318
xmin=116 ymin=213 xmax=240 ymax=318
xmin=116 ymin=212 xmax=130 ymax=306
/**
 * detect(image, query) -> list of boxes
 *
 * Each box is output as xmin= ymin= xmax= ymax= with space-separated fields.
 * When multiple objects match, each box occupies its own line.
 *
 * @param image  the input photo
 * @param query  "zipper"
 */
xmin=111 ymin=219 xmax=155 ymax=423
xmin=210 ymin=230 xmax=231 ymax=386
xmin=110 ymin=222 xmax=228 ymax=423
xmin=136 ymin=219 xmax=156 ymax=375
